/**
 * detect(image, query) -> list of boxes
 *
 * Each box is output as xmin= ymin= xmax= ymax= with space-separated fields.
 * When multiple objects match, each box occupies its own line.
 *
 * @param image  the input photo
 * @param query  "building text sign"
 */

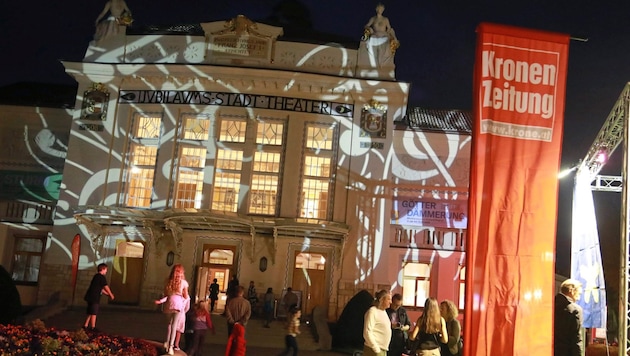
xmin=392 ymin=197 xmax=467 ymax=229
xmin=119 ymin=90 xmax=353 ymax=118
xmin=211 ymin=35 xmax=269 ymax=58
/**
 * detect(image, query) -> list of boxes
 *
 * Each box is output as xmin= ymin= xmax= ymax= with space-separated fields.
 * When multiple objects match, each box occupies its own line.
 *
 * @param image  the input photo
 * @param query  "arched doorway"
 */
xmin=195 ymin=244 xmax=236 ymax=312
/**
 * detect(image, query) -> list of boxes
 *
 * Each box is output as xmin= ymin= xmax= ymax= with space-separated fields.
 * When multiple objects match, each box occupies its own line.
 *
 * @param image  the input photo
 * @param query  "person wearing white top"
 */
xmin=363 ymin=290 xmax=393 ymax=356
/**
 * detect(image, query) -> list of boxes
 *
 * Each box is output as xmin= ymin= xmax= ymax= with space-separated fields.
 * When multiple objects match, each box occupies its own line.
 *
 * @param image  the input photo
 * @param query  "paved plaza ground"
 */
xmin=41 ymin=305 xmax=352 ymax=356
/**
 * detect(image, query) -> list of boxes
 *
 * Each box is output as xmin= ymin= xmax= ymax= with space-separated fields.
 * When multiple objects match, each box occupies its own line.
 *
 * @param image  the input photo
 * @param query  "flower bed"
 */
xmin=0 ymin=319 xmax=158 ymax=356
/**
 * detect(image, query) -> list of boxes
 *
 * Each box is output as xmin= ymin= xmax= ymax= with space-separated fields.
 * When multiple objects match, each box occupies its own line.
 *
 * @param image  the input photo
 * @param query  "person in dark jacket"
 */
xmin=554 ymin=279 xmax=583 ymax=356
xmin=386 ymin=293 xmax=411 ymax=356
xmin=209 ymin=278 xmax=220 ymax=312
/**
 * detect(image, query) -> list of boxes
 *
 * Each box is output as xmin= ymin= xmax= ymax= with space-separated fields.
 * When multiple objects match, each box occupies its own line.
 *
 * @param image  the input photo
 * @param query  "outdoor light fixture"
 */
xmin=166 ymin=251 xmax=175 ymax=266
xmin=596 ymin=150 xmax=607 ymax=164
xmin=259 ymin=256 xmax=268 ymax=272
xmin=557 ymin=165 xmax=578 ymax=179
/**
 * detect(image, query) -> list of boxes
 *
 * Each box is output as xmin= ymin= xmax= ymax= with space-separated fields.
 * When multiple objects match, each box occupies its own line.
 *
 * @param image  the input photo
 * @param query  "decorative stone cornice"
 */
xmin=75 ymin=215 xmax=106 ymax=256
xmin=164 ymin=219 xmax=184 ymax=257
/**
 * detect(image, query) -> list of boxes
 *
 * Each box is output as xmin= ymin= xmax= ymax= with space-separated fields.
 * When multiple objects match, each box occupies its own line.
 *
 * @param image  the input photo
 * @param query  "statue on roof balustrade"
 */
xmin=360 ymin=2 xmax=400 ymax=69
xmin=93 ymin=0 xmax=133 ymax=42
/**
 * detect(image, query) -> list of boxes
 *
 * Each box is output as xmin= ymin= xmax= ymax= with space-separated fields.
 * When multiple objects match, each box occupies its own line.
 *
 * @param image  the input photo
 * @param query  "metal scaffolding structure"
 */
xmin=577 ymin=83 xmax=630 ymax=353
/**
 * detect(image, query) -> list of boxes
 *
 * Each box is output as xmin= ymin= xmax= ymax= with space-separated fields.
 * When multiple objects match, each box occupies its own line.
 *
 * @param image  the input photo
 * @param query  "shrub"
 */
xmin=0 ymin=320 xmax=158 ymax=356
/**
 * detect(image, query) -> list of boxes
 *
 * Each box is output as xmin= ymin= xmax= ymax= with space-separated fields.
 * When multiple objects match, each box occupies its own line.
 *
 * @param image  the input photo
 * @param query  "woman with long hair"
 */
xmin=155 ymin=264 xmax=190 ymax=355
xmin=439 ymin=300 xmax=461 ymax=356
xmin=409 ymin=298 xmax=447 ymax=356
xmin=363 ymin=289 xmax=392 ymax=356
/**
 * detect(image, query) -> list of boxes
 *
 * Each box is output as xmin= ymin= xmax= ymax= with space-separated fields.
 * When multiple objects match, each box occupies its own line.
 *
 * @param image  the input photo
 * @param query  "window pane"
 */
xmin=304 ymin=156 xmax=331 ymax=177
xmin=403 ymin=263 xmax=431 ymax=277
xmin=15 ymin=238 xmax=44 ymax=253
xmin=402 ymin=279 xmax=416 ymax=306
xmin=415 ymin=280 xmax=429 ymax=306
xmin=300 ymin=179 xmax=328 ymax=219
xmin=205 ymin=249 xmax=234 ymax=264
xmin=216 ymin=149 xmax=243 ymax=170
xmin=249 ymin=174 xmax=278 ymax=215
xmin=306 ymin=125 xmax=334 ymax=150
xmin=126 ymin=114 xmax=161 ymax=208
xmin=126 ymin=168 xmax=154 ymax=207
xmin=174 ymin=170 xmax=204 ymax=208
xmin=182 ymin=115 xmax=210 ymax=140
xmin=253 ymin=152 xmax=280 ymax=173
xmin=12 ymin=254 xmax=41 ymax=283
xmin=256 ymin=121 xmax=284 ymax=145
xmin=134 ymin=115 xmax=161 ymax=138
xmin=115 ymin=242 xmax=145 ymax=258
xmin=459 ymin=266 xmax=466 ymax=308
xmin=211 ymin=173 xmax=240 ymax=212
xmin=130 ymin=144 xmax=157 ymax=166
xmin=219 ymin=120 xmax=246 ymax=142
xmin=295 ymin=253 xmax=326 ymax=270
xmin=180 ymin=147 xmax=206 ymax=168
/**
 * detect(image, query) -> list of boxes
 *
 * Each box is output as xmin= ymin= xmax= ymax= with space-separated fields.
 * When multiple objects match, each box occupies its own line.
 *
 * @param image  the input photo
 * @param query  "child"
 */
xmin=225 ymin=323 xmax=246 ymax=356
xmin=281 ymin=306 xmax=301 ymax=356
xmin=155 ymin=264 xmax=189 ymax=355
xmin=83 ymin=263 xmax=114 ymax=331
xmin=185 ymin=300 xmax=215 ymax=356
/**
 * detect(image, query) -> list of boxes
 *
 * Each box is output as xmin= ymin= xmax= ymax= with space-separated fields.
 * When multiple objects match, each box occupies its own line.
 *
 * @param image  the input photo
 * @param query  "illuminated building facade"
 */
xmin=1 ymin=16 xmax=470 ymax=320
xmin=0 ymin=83 xmax=73 ymax=306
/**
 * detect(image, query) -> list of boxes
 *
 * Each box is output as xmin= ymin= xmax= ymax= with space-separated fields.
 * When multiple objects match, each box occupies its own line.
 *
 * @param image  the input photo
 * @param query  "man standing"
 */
xmin=363 ymin=290 xmax=392 ymax=356
xmin=282 ymin=287 xmax=298 ymax=317
xmin=209 ymin=278 xmax=220 ymax=313
xmin=83 ymin=263 xmax=114 ymax=331
xmin=386 ymin=293 xmax=411 ymax=356
xmin=225 ymin=286 xmax=251 ymax=337
xmin=554 ymin=279 xmax=583 ymax=356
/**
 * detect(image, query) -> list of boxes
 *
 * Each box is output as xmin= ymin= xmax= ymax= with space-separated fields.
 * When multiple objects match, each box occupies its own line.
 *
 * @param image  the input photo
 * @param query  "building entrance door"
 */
xmin=194 ymin=244 xmax=236 ymax=312
xmin=292 ymin=252 xmax=327 ymax=316
xmin=109 ymin=240 xmax=145 ymax=305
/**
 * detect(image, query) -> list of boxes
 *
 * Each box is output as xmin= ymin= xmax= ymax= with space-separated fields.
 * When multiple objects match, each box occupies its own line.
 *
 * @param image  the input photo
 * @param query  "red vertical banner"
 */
xmin=464 ymin=23 xmax=569 ymax=356
xmin=71 ymin=234 xmax=81 ymax=304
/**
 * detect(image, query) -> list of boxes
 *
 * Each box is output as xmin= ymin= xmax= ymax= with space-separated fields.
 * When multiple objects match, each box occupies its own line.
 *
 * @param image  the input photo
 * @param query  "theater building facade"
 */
xmin=8 ymin=16 xmax=470 ymax=320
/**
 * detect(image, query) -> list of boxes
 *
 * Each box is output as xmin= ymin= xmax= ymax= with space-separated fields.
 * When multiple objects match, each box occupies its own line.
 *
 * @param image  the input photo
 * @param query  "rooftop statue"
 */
xmin=94 ymin=0 xmax=133 ymax=42
xmin=361 ymin=3 xmax=400 ymax=68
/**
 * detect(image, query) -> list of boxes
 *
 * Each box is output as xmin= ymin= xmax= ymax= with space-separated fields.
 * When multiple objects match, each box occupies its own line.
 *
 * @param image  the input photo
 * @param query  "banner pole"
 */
xmin=619 ymin=85 xmax=630 ymax=355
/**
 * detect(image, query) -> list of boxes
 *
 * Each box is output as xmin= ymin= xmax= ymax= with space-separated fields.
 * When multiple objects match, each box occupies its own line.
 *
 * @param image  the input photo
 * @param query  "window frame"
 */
xmin=11 ymin=235 xmax=47 ymax=286
xmin=298 ymin=122 xmax=338 ymax=220
xmin=172 ymin=114 xmax=211 ymax=209
xmin=122 ymin=112 xmax=162 ymax=208
xmin=401 ymin=262 xmax=432 ymax=308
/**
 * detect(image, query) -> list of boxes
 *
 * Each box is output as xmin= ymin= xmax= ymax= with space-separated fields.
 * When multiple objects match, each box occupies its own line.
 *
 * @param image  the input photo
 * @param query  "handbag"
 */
xmin=446 ymin=336 xmax=463 ymax=356
xmin=406 ymin=337 xmax=420 ymax=356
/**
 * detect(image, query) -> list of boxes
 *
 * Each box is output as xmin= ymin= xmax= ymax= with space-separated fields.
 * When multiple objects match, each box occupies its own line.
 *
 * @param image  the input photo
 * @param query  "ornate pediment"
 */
xmin=201 ymin=16 xmax=283 ymax=64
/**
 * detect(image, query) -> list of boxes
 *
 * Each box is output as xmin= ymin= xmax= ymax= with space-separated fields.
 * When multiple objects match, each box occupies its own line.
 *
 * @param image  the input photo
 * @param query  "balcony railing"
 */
xmin=391 ymin=226 xmax=465 ymax=251
xmin=1 ymin=200 xmax=55 ymax=225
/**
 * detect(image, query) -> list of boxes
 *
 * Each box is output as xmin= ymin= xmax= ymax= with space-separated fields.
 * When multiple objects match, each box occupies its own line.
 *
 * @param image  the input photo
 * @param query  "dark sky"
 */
xmin=1 ymin=0 xmax=629 ymax=283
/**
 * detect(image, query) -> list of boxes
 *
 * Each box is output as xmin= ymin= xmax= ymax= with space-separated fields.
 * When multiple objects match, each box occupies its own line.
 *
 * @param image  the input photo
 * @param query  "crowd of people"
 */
xmin=80 ymin=261 xmax=585 ymax=356
xmin=363 ymin=290 xmax=462 ymax=356
xmin=152 ymin=267 xmax=301 ymax=355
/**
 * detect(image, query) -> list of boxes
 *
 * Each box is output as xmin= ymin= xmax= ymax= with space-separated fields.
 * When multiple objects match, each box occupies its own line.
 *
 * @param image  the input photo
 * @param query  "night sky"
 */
xmin=2 ymin=0 xmax=629 ymax=291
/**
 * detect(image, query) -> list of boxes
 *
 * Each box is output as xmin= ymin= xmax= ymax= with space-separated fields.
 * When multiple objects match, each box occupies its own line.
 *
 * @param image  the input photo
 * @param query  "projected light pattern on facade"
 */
xmin=5 ymin=15 xmax=472 ymax=318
